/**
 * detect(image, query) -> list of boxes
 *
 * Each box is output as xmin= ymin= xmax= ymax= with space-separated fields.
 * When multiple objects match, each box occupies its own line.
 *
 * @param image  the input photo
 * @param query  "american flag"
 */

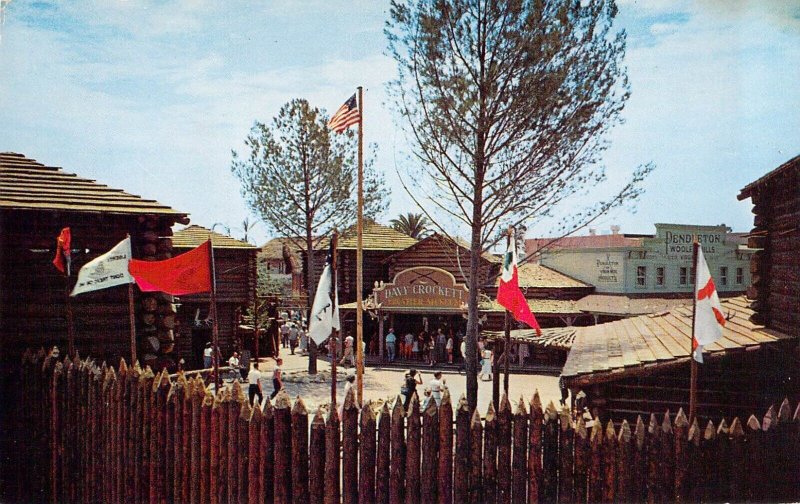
xmin=328 ymin=93 xmax=360 ymax=133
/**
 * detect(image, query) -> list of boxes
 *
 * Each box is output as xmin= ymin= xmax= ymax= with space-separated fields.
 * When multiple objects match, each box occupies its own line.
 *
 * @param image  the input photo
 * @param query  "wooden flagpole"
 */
xmin=208 ymin=235 xmax=221 ymax=390
xmin=503 ymin=228 xmax=513 ymax=396
xmin=63 ymin=242 xmax=76 ymax=359
xmin=330 ymin=231 xmax=339 ymax=407
xmin=126 ymin=234 xmax=137 ymax=364
xmin=689 ymin=238 xmax=699 ymax=424
xmin=356 ymin=85 xmax=364 ymax=405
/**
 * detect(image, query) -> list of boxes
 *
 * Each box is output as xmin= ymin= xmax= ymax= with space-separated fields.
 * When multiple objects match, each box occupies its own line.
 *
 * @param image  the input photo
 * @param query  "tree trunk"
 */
xmin=306 ymin=226 xmax=317 ymax=374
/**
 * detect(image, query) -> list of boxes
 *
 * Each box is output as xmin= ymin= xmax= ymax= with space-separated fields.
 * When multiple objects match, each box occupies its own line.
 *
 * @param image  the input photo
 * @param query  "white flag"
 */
xmin=308 ymin=264 xmax=340 ymax=345
xmin=692 ymin=246 xmax=726 ymax=363
xmin=71 ymin=237 xmax=134 ymax=296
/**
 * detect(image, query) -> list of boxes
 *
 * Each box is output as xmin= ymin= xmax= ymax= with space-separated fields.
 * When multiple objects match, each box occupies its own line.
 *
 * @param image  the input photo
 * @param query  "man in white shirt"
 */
xmin=228 ymin=352 xmax=241 ymax=381
xmin=203 ymin=342 xmax=213 ymax=369
xmin=340 ymin=334 xmax=355 ymax=367
xmin=247 ymin=361 xmax=263 ymax=404
xmin=429 ymin=371 xmax=447 ymax=406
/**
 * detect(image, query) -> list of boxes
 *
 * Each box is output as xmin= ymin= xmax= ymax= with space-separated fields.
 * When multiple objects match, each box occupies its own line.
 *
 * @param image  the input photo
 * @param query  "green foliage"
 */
xmin=390 ymin=212 xmax=431 ymax=238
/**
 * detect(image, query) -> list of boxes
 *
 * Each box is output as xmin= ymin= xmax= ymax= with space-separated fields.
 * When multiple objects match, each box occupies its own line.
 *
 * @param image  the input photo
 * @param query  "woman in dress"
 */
xmin=480 ymin=348 xmax=493 ymax=381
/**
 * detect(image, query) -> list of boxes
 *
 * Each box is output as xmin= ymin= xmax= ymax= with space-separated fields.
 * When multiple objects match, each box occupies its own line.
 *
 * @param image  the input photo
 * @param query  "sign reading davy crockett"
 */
xmin=375 ymin=267 xmax=468 ymax=310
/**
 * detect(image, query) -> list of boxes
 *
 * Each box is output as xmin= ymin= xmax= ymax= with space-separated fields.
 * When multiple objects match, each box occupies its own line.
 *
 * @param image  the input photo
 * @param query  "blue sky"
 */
xmin=1 ymin=0 xmax=798 ymax=245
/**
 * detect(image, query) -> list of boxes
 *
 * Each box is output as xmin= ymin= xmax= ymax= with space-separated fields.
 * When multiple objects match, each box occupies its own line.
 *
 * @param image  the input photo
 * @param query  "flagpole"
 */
xmin=65 ymin=279 xmax=75 ymax=359
xmin=208 ymin=235 xmax=221 ymax=390
xmin=503 ymin=228 xmax=513 ymax=396
xmin=127 ymin=233 xmax=137 ymax=363
xmin=330 ymin=231 xmax=339 ymax=407
xmin=689 ymin=238 xmax=699 ymax=424
xmin=356 ymin=85 xmax=364 ymax=405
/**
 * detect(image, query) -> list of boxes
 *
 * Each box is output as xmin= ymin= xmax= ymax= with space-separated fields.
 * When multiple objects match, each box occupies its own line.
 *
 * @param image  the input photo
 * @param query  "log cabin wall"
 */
xmin=739 ymin=156 xmax=800 ymax=337
xmin=0 ymin=209 xmax=182 ymax=363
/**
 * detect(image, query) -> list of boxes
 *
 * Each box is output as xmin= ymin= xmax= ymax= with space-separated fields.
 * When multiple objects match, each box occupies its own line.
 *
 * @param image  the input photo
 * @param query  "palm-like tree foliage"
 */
xmin=390 ymin=212 xmax=430 ymax=238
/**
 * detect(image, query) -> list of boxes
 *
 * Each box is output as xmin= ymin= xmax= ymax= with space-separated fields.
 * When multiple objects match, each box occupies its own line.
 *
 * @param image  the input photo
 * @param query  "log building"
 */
xmin=0 ymin=152 xmax=189 ymax=363
xmin=171 ymin=225 xmax=257 ymax=367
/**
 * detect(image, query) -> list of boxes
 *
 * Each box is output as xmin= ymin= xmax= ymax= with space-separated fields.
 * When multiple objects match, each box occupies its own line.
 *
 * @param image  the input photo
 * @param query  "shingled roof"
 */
xmin=315 ymin=221 xmax=418 ymax=251
xmin=482 ymin=326 xmax=577 ymax=350
xmin=561 ymin=296 xmax=794 ymax=387
xmin=0 ymin=152 xmax=188 ymax=220
xmin=501 ymin=263 xmax=591 ymax=289
xmin=173 ymin=225 xmax=256 ymax=250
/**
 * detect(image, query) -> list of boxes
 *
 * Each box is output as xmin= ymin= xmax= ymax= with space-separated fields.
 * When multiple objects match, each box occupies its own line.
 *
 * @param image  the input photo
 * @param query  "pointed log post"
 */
xmin=660 ymin=411 xmax=674 ymax=503
xmin=483 ymin=401 xmax=498 ymax=504
xmin=249 ymin=400 xmax=263 ymax=504
xmin=140 ymin=368 xmax=154 ymax=504
xmin=210 ymin=389 xmax=224 ymax=504
xmin=616 ymin=420 xmax=632 ymax=503
xmin=262 ymin=398 xmax=275 ymax=504
xmin=496 ymin=395 xmax=512 ymax=504
xmin=602 ymin=421 xmax=617 ymax=503
xmin=573 ymin=416 xmax=589 ymax=504
xmin=744 ymin=414 xmax=762 ymax=503
xmin=164 ymin=379 xmax=175 ymax=504
xmin=190 ymin=378 xmax=203 ymax=504
xmin=438 ymin=390 xmax=453 ymax=504
xmin=405 ymin=394 xmax=421 ymax=504
xmin=631 ymin=416 xmax=646 ymax=503
xmin=228 ymin=381 xmax=244 ymax=504
xmin=390 ymin=397 xmax=406 ymax=504
xmin=238 ymin=400 xmax=252 ymax=504
xmin=151 ymin=370 xmax=168 ymax=504
xmin=699 ymin=420 xmax=717 ymax=503
xmin=342 ymin=388 xmax=360 ymax=504
xmin=469 ymin=408 xmax=484 ymax=504
xmin=218 ymin=387 xmax=231 ymax=504
xmin=421 ymin=395 xmax=440 ymax=504
xmin=181 ymin=373 xmax=192 ymax=504
xmin=377 ymin=403 xmax=392 ymax=504
xmin=273 ymin=390 xmax=292 ymax=504
xmin=528 ymin=391 xmax=543 ymax=504
xmin=292 ymin=397 xmax=310 ymax=504
xmin=199 ymin=388 xmax=212 ymax=504
xmin=556 ymin=405 xmax=571 ymax=504
xmin=673 ymin=409 xmax=689 ymax=503
xmin=324 ymin=407 xmax=341 ymax=504
xmin=360 ymin=401 xmax=377 ymax=504
xmin=103 ymin=367 xmax=116 ymax=504
xmin=541 ymin=401 xmax=559 ymax=503
xmin=172 ymin=375 xmax=185 ymax=503
xmin=512 ymin=398 xmax=529 ymax=504
xmin=775 ymin=398 xmax=793 ymax=501
xmin=309 ymin=408 xmax=326 ymax=504
xmin=587 ymin=417 xmax=603 ymax=504
xmin=645 ymin=413 xmax=659 ymax=504
xmin=761 ymin=405 xmax=778 ymax=502
xmin=686 ymin=418 xmax=701 ymax=503
xmin=714 ymin=419 xmax=729 ymax=503
xmin=728 ymin=417 xmax=745 ymax=501
xmin=453 ymin=395 xmax=470 ymax=504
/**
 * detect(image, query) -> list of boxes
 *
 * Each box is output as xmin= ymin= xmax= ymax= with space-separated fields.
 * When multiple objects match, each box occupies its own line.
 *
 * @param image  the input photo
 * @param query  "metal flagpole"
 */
xmin=356 ymin=85 xmax=365 ymax=405
xmin=127 ymin=233 xmax=137 ymax=364
xmin=330 ymin=231 xmax=339 ymax=407
xmin=689 ymin=238 xmax=699 ymax=424
xmin=208 ymin=235 xmax=221 ymax=390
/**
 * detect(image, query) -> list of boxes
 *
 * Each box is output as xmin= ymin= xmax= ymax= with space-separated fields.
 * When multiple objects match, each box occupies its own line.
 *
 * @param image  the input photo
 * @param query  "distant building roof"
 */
xmin=173 ymin=225 xmax=256 ymax=249
xmin=525 ymin=233 xmax=643 ymax=255
xmin=479 ymin=298 xmax=582 ymax=315
xmin=561 ymin=296 xmax=794 ymax=386
xmin=575 ymin=294 xmax=690 ymax=316
xmin=383 ymin=232 xmax=502 ymax=265
xmin=0 ymin=152 xmax=188 ymax=221
xmin=502 ymin=263 xmax=592 ymax=289
xmin=315 ymin=221 xmax=418 ymax=251
xmin=260 ymin=237 xmax=305 ymax=259
xmin=482 ymin=326 xmax=577 ymax=350
xmin=738 ymin=153 xmax=800 ymax=200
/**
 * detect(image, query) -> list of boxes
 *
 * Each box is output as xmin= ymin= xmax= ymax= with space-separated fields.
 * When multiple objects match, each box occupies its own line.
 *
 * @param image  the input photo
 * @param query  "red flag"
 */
xmin=497 ymin=231 xmax=541 ymax=335
xmin=53 ymin=227 xmax=72 ymax=275
xmin=128 ymin=240 xmax=212 ymax=295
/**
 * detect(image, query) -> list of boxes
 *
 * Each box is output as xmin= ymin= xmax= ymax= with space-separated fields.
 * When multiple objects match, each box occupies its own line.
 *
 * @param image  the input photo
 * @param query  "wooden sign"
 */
xmin=374 ymin=266 xmax=468 ymax=311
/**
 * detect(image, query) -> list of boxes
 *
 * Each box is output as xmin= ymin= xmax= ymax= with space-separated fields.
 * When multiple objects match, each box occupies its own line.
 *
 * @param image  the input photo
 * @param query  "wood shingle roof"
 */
xmin=0 ymin=152 xmax=188 ymax=220
xmin=173 ymin=225 xmax=256 ymax=250
xmin=315 ymin=222 xmax=418 ymax=251
xmin=561 ymin=296 xmax=794 ymax=386
xmin=502 ymin=263 xmax=591 ymax=289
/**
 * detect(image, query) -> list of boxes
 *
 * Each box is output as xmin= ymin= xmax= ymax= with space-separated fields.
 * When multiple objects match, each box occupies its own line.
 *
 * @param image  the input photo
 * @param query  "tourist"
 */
xmin=446 ymin=334 xmax=454 ymax=364
xmin=402 ymin=369 xmax=423 ymax=409
xmin=203 ymin=342 xmax=213 ymax=369
xmin=436 ymin=328 xmax=447 ymax=363
xmin=228 ymin=351 xmax=241 ymax=381
xmin=429 ymin=371 xmax=446 ymax=406
xmin=479 ymin=348 xmax=493 ymax=381
xmin=427 ymin=336 xmax=436 ymax=366
xmin=288 ymin=323 xmax=299 ymax=355
xmin=298 ymin=324 xmax=308 ymax=354
xmin=280 ymin=322 xmax=290 ymax=348
xmin=404 ymin=332 xmax=415 ymax=359
xmin=386 ymin=328 xmax=397 ymax=362
xmin=247 ymin=361 xmax=263 ymax=405
xmin=340 ymin=334 xmax=355 ymax=368
xmin=412 ymin=333 xmax=421 ymax=361
xmin=270 ymin=358 xmax=283 ymax=399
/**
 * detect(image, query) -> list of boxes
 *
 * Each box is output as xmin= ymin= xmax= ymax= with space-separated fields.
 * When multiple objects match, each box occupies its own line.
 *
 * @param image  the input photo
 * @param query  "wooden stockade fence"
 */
xmin=8 ymin=348 xmax=800 ymax=503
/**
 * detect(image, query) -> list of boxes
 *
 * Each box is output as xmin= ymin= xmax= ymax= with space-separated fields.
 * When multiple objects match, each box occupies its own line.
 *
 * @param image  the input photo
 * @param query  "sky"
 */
xmin=1 ymin=0 xmax=798 ymax=246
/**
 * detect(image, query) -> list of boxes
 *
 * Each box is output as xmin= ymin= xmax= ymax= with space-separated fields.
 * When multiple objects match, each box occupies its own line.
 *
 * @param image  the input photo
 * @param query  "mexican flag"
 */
xmin=497 ymin=231 xmax=541 ymax=335
xmin=692 ymin=246 xmax=727 ymax=363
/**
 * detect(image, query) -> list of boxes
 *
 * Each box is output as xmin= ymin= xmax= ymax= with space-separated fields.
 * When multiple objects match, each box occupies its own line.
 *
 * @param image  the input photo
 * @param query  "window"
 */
xmin=720 ymin=266 xmax=728 ymax=286
xmin=656 ymin=267 xmax=665 ymax=286
xmin=636 ymin=266 xmax=646 ymax=287
xmin=736 ymin=267 xmax=744 ymax=284
xmin=680 ymin=267 xmax=688 ymax=285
